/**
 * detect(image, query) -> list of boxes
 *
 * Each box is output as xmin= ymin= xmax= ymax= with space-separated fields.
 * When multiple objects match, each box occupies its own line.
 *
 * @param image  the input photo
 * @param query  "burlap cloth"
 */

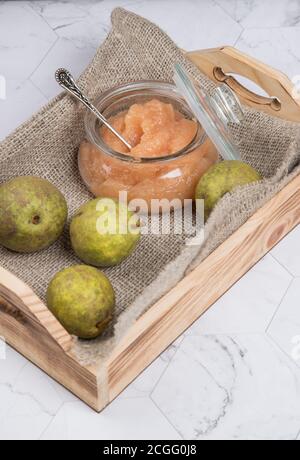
xmin=1 ymin=8 xmax=300 ymax=367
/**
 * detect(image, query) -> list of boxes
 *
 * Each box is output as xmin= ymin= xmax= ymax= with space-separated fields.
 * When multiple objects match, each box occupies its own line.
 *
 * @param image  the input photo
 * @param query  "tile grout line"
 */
xmin=37 ymin=401 xmax=66 ymax=440
xmin=265 ymin=277 xmax=294 ymax=334
xmin=149 ymin=336 xmax=185 ymax=399
xmin=29 ymin=78 xmax=51 ymax=102
xmin=76 ymin=0 xmax=150 ymax=17
xmin=212 ymin=0 xmax=245 ymax=49
xmin=147 ymin=338 xmax=187 ymax=439
xmin=266 ymin=333 xmax=300 ymax=374
xmin=27 ymin=35 xmax=60 ymax=82
xmin=269 ymin=253 xmax=296 ymax=278
xmin=214 ymin=0 xmax=300 ymax=31
xmin=234 ymin=28 xmax=244 ymax=47
xmin=149 ymin=395 xmax=184 ymax=440
xmin=214 ymin=0 xmax=243 ymax=35
xmin=37 ymin=399 xmax=80 ymax=440
xmin=244 ymin=24 xmax=300 ymax=31
xmin=26 ymin=0 xmax=62 ymax=89
xmin=28 ymin=0 xmax=60 ymax=40
xmin=0 ymin=359 xmax=29 ymax=430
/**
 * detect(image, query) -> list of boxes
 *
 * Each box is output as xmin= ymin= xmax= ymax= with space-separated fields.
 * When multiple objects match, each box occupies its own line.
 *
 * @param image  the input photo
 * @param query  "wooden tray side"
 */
xmin=106 ymin=174 xmax=300 ymax=402
xmin=0 ymin=269 xmax=102 ymax=411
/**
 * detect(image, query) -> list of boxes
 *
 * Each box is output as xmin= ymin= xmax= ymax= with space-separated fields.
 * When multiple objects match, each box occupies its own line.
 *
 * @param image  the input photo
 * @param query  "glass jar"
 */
xmin=78 ymin=81 xmax=219 ymax=209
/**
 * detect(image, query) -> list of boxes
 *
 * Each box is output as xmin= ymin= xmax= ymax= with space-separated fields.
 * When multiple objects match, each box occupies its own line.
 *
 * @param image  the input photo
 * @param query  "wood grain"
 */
xmin=0 ymin=268 xmax=72 ymax=352
xmin=0 ymin=269 xmax=103 ymax=410
xmin=107 ymin=174 xmax=300 ymax=401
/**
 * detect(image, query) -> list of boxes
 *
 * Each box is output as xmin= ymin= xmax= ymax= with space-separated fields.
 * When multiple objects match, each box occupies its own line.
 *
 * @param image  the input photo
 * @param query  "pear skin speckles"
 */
xmin=70 ymin=198 xmax=141 ymax=267
xmin=0 ymin=176 xmax=67 ymax=253
xmin=195 ymin=161 xmax=262 ymax=221
xmin=47 ymin=265 xmax=115 ymax=339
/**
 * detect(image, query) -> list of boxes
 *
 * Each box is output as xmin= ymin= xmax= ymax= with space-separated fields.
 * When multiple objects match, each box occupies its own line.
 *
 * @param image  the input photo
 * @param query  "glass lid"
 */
xmin=173 ymin=63 xmax=244 ymax=161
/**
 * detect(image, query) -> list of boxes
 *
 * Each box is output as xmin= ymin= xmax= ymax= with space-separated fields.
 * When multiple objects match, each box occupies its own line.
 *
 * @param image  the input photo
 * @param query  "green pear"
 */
xmin=70 ymin=198 xmax=140 ymax=267
xmin=195 ymin=161 xmax=262 ymax=221
xmin=47 ymin=265 xmax=115 ymax=339
xmin=0 ymin=176 xmax=67 ymax=253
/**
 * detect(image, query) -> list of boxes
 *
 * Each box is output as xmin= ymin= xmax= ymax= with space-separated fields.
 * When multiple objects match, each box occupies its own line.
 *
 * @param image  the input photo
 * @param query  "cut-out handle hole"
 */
xmin=213 ymin=66 xmax=281 ymax=112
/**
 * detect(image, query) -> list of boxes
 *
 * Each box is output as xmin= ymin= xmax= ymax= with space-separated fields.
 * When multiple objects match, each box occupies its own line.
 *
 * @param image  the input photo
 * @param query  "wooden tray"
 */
xmin=1 ymin=47 xmax=300 ymax=412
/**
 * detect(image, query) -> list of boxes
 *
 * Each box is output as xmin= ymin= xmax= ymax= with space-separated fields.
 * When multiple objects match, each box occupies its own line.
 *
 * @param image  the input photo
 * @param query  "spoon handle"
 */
xmin=55 ymin=68 xmax=132 ymax=150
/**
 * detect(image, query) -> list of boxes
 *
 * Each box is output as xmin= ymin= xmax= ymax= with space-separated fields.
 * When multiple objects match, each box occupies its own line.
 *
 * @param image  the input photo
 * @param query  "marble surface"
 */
xmin=0 ymin=0 xmax=300 ymax=441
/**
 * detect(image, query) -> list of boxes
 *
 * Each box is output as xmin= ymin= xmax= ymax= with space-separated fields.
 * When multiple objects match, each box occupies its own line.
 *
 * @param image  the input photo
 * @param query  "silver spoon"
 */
xmin=55 ymin=68 xmax=132 ymax=151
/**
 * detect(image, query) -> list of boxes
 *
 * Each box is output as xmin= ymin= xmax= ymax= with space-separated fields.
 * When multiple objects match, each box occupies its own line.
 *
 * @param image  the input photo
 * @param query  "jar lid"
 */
xmin=173 ymin=63 xmax=243 ymax=161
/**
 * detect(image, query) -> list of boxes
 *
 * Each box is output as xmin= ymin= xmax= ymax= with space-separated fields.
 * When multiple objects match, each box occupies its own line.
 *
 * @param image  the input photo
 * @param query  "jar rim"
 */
xmin=84 ymin=80 xmax=207 ymax=164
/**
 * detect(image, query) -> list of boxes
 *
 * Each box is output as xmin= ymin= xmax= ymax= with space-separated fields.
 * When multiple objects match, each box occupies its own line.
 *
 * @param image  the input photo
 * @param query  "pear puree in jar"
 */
xmin=79 ymin=99 xmax=218 ymax=204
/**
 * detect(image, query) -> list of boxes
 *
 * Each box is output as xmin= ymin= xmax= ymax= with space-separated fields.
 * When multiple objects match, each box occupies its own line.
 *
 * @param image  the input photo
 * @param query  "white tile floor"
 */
xmin=0 ymin=0 xmax=300 ymax=440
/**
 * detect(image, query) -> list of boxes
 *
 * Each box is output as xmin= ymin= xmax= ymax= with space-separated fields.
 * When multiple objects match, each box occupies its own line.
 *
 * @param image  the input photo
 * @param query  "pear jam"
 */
xmin=79 ymin=97 xmax=218 ymax=206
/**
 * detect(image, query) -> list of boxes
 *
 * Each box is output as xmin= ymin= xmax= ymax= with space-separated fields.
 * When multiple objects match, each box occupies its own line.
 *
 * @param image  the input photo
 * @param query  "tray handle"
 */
xmin=186 ymin=46 xmax=300 ymax=122
xmin=0 ymin=268 xmax=72 ymax=353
